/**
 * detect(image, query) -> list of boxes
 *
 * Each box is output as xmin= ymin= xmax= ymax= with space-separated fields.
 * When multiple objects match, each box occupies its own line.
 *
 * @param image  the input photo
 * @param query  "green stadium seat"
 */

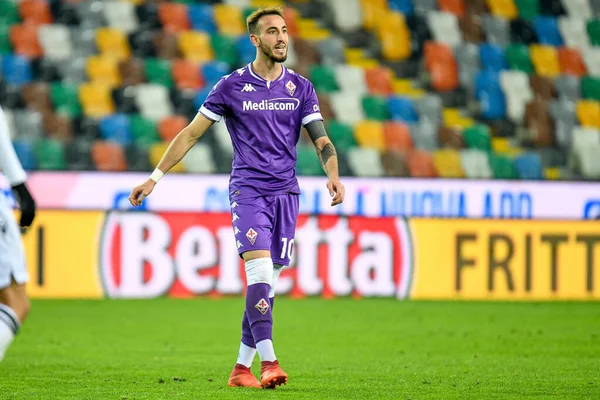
xmin=362 ymin=95 xmax=389 ymax=121
xmin=588 ymin=20 xmax=600 ymax=46
xmin=515 ymin=0 xmax=540 ymax=20
xmin=0 ymin=0 xmax=19 ymax=25
xmin=50 ymin=83 xmax=82 ymax=117
xmin=327 ymin=120 xmax=357 ymax=152
xmin=296 ymin=145 xmax=325 ymax=176
xmin=211 ymin=34 xmax=237 ymax=66
xmin=463 ymin=124 xmax=492 ymax=152
xmin=582 ymin=77 xmax=600 ymax=102
xmin=310 ymin=65 xmax=339 ymax=93
xmin=0 ymin=22 xmax=11 ymax=54
xmin=144 ymin=58 xmax=173 ymax=88
xmin=36 ymin=138 xmax=66 ymax=170
xmin=130 ymin=115 xmax=160 ymax=147
xmin=506 ymin=44 xmax=533 ymax=74
xmin=490 ymin=154 xmax=517 ymax=179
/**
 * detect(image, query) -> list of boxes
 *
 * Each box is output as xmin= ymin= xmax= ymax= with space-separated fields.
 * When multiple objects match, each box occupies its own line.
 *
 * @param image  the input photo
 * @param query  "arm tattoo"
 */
xmin=320 ymin=143 xmax=336 ymax=166
xmin=305 ymin=120 xmax=327 ymax=142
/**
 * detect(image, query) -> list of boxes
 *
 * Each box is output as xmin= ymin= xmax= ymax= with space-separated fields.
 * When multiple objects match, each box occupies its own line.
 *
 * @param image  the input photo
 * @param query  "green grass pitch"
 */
xmin=1 ymin=298 xmax=599 ymax=399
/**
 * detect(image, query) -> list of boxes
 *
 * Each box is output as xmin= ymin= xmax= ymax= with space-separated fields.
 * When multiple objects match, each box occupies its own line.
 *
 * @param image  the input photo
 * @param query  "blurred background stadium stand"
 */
xmin=0 ymin=0 xmax=599 ymax=180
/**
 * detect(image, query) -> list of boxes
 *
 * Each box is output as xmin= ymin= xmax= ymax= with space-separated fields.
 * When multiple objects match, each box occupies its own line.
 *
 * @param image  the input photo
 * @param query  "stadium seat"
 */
xmin=158 ymin=2 xmax=191 ymax=33
xmin=489 ymin=153 xmax=517 ymax=178
xmin=424 ymin=41 xmax=459 ymax=92
xmin=354 ymin=120 xmax=385 ymax=151
xmin=588 ymin=19 xmax=600 ymax=46
xmin=576 ymin=100 xmax=600 ymax=128
xmin=99 ymin=114 xmax=132 ymax=145
xmin=428 ymin=11 xmax=462 ymax=47
xmin=514 ymin=152 xmax=543 ymax=179
xmin=582 ymin=77 xmax=600 ymax=101
xmin=183 ymin=143 xmax=216 ymax=174
xmin=530 ymin=45 xmax=560 ymax=78
xmin=202 ymin=61 xmax=231 ymax=87
xmin=438 ymin=0 xmax=465 ymax=16
xmin=433 ymin=149 xmax=464 ymax=177
xmin=387 ymin=96 xmax=419 ymax=123
xmin=103 ymin=1 xmax=139 ymax=34
xmin=500 ymin=70 xmax=533 ymax=123
xmin=77 ymin=0 xmax=105 ymax=29
xmin=10 ymin=23 xmax=42 ymax=58
xmin=365 ymin=67 xmax=393 ymax=96
xmin=19 ymin=0 xmax=52 ymax=25
xmin=559 ymin=17 xmax=590 ymax=49
xmin=405 ymin=149 xmax=437 ymax=177
xmin=38 ymin=24 xmax=72 ymax=62
xmin=188 ymin=4 xmax=216 ymax=34
xmin=330 ymin=92 xmax=365 ymax=125
xmin=583 ymin=48 xmax=600 ymax=77
xmin=0 ymin=0 xmax=19 ymax=25
xmin=510 ymin=18 xmax=539 ymax=44
xmin=79 ymin=82 xmax=115 ymax=118
xmin=130 ymin=114 xmax=160 ymax=147
xmin=158 ymin=115 xmax=187 ymax=142
xmin=296 ymin=145 xmax=325 ymax=176
xmin=172 ymin=59 xmax=203 ymax=90
xmin=381 ymin=150 xmax=409 ymax=176
xmin=558 ymin=47 xmax=587 ymax=76
xmin=362 ymin=95 xmax=389 ymax=120
xmin=533 ymin=16 xmax=563 ymax=46
xmin=13 ymin=139 xmax=37 ymax=170
xmin=480 ymin=43 xmax=507 ymax=72
xmin=463 ymin=124 xmax=492 ymax=151
xmin=475 ymin=70 xmax=507 ymax=119
xmin=461 ymin=149 xmax=492 ymax=178
xmin=211 ymin=34 xmax=238 ymax=66
xmin=334 ymin=65 xmax=368 ymax=95
xmin=327 ymin=120 xmax=357 ymax=152
xmin=505 ymin=44 xmax=533 ymax=73
xmin=91 ymin=141 xmax=127 ymax=171
xmin=310 ymin=65 xmax=339 ymax=93
xmin=86 ymin=55 xmax=121 ymax=88
xmin=135 ymin=84 xmax=174 ymax=123
xmin=330 ymin=0 xmax=362 ymax=32
xmin=554 ymin=75 xmax=581 ymax=101
xmin=213 ymin=4 xmax=245 ymax=35
xmin=379 ymin=10 xmax=411 ymax=60
xmin=144 ymin=58 xmax=173 ymax=88
xmin=50 ymin=82 xmax=81 ymax=117
xmin=487 ymin=0 xmax=518 ymax=19
xmin=179 ymin=31 xmax=213 ymax=63
xmin=22 ymin=82 xmax=51 ymax=113
xmin=1 ymin=55 xmax=32 ymax=86
xmin=563 ymin=0 xmax=593 ymax=19
xmin=347 ymin=147 xmax=384 ymax=176
xmin=524 ymin=98 xmax=554 ymax=146
xmin=383 ymin=121 xmax=412 ymax=151
xmin=96 ymin=27 xmax=131 ymax=61
xmin=410 ymin=120 xmax=438 ymax=150
xmin=529 ymin=75 xmax=555 ymax=101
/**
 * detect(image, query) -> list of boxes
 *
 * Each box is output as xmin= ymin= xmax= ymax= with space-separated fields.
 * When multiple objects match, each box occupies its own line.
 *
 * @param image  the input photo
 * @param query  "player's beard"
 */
xmin=259 ymin=39 xmax=287 ymax=63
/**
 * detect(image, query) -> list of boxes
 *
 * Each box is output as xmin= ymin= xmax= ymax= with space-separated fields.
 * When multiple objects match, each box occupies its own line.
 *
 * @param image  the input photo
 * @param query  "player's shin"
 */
xmin=244 ymin=257 xmax=276 ymax=362
xmin=0 ymin=304 xmax=19 ymax=362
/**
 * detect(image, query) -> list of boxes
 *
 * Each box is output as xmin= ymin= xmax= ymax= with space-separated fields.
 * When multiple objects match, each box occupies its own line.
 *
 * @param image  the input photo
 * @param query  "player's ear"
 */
xmin=249 ymin=33 xmax=260 ymax=47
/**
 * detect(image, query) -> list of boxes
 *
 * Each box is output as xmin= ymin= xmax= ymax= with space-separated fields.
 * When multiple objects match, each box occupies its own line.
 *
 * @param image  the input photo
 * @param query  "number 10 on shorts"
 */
xmin=280 ymin=237 xmax=295 ymax=260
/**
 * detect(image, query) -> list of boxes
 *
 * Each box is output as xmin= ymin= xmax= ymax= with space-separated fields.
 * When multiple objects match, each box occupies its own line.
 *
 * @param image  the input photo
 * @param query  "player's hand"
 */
xmin=326 ymin=179 xmax=345 ymax=206
xmin=11 ymin=183 xmax=36 ymax=228
xmin=129 ymin=179 xmax=156 ymax=207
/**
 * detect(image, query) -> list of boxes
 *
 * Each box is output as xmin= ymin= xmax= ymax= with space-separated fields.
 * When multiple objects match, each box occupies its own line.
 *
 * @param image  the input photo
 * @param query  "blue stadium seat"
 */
xmin=479 ymin=44 xmax=507 ymax=71
xmin=533 ymin=16 xmax=563 ymax=47
xmin=188 ymin=4 xmax=216 ymax=34
xmin=387 ymin=97 xmax=419 ymax=123
xmin=514 ymin=153 xmax=543 ymax=180
xmin=237 ymin=36 xmax=256 ymax=66
xmin=475 ymin=70 xmax=507 ymax=120
xmin=388 ymin=0 xmax=414 ymax=15
xmin=193 ymin=86 xmax=213 ymax=110
xmin=99 ymin=114 xmax=132 ymax=145
xmin=13 ymin=140 xmax=37 ymax=170
xmin=201 ymin=61 xmax=230 ymax=87
xmin=1 ymin=55 xmax=33 ymax=86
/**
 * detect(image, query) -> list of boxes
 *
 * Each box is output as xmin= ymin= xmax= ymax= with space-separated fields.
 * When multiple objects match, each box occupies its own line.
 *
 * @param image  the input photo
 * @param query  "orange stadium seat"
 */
xmin=406 ymin=150 xmax=438 ymax=177
xmin=365 ymin=67 xmax=393 ymax=96
xmin=383 ymin=121 xmax=413 ymax=152
xmin=19 ymin=0 xmax=53 ymax=25
xmin=91 ymin=141 xmax=127 ymax=171
xmin=158 ymin=115 xmax=188 ymax=142
xmin=558 ymin=47 xmax=587 ymax=77
xmin=158 ymin=3 xmax=191 ymax=33
xmin=172 ymin=59 xmax=203 ymax=90
xmin=10 ymin=24 xmax=42 ymax=58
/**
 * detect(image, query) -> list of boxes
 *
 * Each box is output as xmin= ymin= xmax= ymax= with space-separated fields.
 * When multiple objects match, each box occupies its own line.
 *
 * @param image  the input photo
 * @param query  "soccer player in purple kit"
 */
xmin=129 ymin=6 xmax=345 ymax=389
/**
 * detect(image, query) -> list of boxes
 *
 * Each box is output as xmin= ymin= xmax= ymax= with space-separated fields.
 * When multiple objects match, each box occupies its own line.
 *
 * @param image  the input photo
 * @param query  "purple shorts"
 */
xmin=230 ymin=194 xmax=299 ymax=266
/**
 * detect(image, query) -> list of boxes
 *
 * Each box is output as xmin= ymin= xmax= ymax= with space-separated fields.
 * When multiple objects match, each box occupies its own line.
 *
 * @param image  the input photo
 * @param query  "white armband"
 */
xmin=149 ymin=168 xmax=164 ymax=183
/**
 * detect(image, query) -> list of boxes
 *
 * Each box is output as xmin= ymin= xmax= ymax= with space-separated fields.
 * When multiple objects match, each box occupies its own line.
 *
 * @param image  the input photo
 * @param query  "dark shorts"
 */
xmin=230 ymin=194 xmax=299 ymax=266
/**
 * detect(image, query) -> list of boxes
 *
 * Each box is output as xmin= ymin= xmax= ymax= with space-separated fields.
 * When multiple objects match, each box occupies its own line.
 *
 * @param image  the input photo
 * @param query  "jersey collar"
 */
xmin=248 ymin=63 xmax=286 ymax=84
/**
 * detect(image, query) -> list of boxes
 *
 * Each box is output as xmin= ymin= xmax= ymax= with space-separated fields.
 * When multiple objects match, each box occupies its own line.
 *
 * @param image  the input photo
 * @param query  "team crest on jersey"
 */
xmin=246 ymin=228 xmax=258 ymax=245
xmin=255 ymin=298 xmax=270 ymax=315
xmin=285 ymin=80 xmax=296 ymax=96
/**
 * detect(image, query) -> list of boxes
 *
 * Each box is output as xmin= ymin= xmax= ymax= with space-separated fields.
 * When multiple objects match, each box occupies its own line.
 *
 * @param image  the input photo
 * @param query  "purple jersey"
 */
xmin=199 ymin=63 xmax=323 ymax=200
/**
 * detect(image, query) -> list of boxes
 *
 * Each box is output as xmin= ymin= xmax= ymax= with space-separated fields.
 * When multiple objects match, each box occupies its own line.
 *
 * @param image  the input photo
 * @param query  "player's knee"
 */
xmin=245 ymin=257 xmax=273 ymax=286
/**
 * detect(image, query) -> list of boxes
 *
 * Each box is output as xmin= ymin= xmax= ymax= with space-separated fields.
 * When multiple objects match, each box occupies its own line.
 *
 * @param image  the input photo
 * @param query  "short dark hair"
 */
xmin=246 ymin=6 xmax=285 ymax=35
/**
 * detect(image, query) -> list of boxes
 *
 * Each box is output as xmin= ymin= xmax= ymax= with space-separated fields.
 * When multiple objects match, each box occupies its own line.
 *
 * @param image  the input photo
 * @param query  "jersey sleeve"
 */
xmin=0 ymin=107 xmax=26 ymax=186
xmin=301 ymin=81 xmax=324 ymax=126
xmin=199 ymin=77 xmax=229 ymax=122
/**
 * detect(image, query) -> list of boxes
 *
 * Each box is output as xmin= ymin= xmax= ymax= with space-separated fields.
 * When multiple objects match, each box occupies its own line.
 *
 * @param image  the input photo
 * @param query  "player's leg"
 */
xmin=0 ymin=206 xmax=30 ymax=362
xmin=228 ymin=197 xmax=277 ymax=388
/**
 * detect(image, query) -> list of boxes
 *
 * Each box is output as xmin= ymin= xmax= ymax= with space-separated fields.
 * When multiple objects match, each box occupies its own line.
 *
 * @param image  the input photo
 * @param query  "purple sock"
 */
xmin=245 ymin=283 xmax=272 ymax=343
xmin=241 ymin=296 xmax=275 ymax=347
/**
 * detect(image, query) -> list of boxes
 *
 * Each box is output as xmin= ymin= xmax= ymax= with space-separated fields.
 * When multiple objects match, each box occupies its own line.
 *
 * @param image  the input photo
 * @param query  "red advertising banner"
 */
xmin=99 ymin=212 xmax=414 ymax=299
